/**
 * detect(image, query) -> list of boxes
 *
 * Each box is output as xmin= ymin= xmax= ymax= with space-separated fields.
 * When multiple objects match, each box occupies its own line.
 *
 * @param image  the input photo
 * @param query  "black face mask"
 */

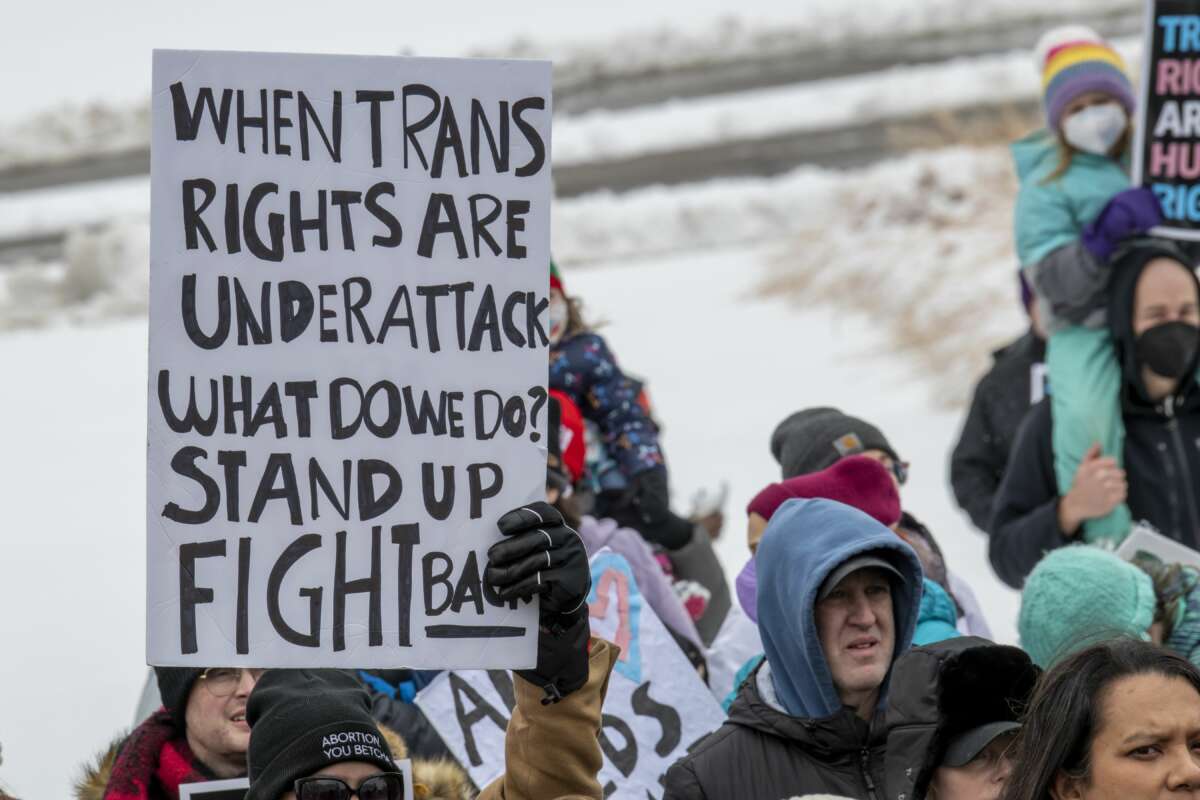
xmin=1136 ymin=321 xmax=1200 ymax=379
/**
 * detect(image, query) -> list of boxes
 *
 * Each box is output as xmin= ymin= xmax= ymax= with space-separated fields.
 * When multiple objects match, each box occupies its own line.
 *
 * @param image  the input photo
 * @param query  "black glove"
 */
xmin=485 ymin=501 xmax=591 ymax=703
xmin=600 ymin=468 xmax=693 ymax=550
xmin=632 ymin=467 xmax=671 ymax=525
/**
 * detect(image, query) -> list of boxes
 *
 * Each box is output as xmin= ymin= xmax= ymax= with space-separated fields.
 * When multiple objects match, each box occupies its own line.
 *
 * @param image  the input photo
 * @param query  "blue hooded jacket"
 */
xmin=757 ymin=498 xmax=924 ymax=719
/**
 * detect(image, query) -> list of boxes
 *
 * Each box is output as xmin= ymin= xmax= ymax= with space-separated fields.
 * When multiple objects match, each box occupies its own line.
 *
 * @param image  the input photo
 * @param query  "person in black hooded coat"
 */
xmin=990 ymin=239 xmax=1200 ymax=588
xmin=950 ymin=319 xmax=1046 ymax=534
xmin=883 ymin=636 xmax=1039 ymax=800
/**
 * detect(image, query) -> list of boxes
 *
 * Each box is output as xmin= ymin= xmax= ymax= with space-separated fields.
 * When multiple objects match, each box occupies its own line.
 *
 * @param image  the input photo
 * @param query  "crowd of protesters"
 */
xmin=12 ymin=20 xmax=1197 ymax=800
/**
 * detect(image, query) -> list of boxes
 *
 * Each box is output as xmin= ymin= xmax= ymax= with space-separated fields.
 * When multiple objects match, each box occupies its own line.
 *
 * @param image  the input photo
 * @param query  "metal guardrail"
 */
xmin=0 ymin=98 xmax=1041 ymax=265
xmin=553 ymin=7 xmax=1139 ymax=113
xmin=0 ymin=5 xmax=1131 ymax=262
xmin=0 ymin=6 xmax=1137 ymax=197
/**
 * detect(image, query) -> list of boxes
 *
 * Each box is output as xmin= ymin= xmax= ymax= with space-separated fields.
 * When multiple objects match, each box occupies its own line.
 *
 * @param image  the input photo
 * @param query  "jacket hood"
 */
xmin=1107 ymin=239 xmax=1200 ymax=408
xmin=883 ymin=637 xmax=1040 ymax=799
xmin=913 ymin=579 xmax=960 ymax=647
xmin=993 ymin=329 xmax=1046 ymax=363
xmin=756 ymin=498 xmax=924 ymax=719
xmin=1011 ymin=128 xmax=1125 ymax=182
xmin=74 ymin=738 xmax=119 ymax=800
xmin=1011 ymin=129 xmax=1061 ymax=181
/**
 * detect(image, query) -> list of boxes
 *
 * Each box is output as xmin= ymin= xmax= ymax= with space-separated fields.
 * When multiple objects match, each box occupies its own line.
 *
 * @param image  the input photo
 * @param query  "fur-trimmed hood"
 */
xmin=76 ymin=726 xmax=474 ymax=800
xmin=883 ymin=636 xmax=1040 ymax=799
xmin=74 ymin=738 xmax=119 ymax=800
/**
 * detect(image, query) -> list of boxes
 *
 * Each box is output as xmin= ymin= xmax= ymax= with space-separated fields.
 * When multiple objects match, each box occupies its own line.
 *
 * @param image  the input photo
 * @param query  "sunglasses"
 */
xmin=890 ymin=459 xmax=910 ymax=487
xmin=294 ymin=773 xmax=404 ymax=800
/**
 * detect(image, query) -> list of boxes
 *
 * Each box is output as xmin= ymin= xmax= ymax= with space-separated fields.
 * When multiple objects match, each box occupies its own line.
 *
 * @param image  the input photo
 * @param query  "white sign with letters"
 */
xmin=147 ymin=49 xmax=552 ymax=668
xmin=416 ymin=552 xmax=727 ymax=797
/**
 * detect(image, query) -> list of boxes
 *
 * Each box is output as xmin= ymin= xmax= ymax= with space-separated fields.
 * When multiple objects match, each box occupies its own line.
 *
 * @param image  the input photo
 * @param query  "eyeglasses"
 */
xmin=294 ymin=773 xmax=405 ymax=800
xmin=198 ymin=667 xmax=265 ymax=698
xmin=890 ymin=459 xmax=910 ymax=487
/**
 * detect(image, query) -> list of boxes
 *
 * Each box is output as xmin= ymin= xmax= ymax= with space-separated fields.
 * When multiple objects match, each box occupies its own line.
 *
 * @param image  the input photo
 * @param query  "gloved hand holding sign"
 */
xmin=485 ymin=501 xmax=591 ymax=703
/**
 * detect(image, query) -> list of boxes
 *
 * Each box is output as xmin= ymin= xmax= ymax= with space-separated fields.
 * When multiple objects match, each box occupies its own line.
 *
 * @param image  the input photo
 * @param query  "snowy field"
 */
xmin=0 ymin=240 xmax=1021 ymax=797
xmin=0 ymin=146 xmax=1026 ymax=413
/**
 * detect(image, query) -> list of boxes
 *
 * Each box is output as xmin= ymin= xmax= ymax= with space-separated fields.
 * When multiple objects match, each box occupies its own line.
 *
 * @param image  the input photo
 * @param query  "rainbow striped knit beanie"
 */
xmin=1035 ymin=25 xmax=1135 ymax=133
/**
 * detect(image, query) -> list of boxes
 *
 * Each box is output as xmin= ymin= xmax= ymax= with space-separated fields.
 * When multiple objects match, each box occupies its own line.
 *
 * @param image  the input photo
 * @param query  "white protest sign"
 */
xmin=147 ymin=49 xmax=552 ymax=668
xmin=179 ymin=778 xmax=249 ymax=800
xmin=1117 ymin=523 xmax=1200 ymax=570
xmin=415 ymin=551 xmax=728 ymax=798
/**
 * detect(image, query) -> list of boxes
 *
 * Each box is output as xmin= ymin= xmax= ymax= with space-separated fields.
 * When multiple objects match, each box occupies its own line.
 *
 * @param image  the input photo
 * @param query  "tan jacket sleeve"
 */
xmin=478 ymin=637 xmax=620 ymax=800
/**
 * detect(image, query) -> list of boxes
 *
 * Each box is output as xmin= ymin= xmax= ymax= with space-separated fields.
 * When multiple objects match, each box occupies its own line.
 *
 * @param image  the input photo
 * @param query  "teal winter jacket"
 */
xmin=913 ymin=578 xmax=961 ymax=646
xmin=1012 ymin=129 xmax=1130 ymax=268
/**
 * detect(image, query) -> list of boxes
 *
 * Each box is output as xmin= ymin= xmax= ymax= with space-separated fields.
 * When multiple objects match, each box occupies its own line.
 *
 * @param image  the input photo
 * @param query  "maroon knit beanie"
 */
xmin=746 ymin=455 xmax=902 ymax=527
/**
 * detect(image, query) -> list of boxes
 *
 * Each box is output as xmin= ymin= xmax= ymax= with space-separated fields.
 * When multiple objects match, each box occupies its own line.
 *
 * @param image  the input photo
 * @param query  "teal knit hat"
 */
xmin=1019 ymin=545 xmax=1156 ymax=668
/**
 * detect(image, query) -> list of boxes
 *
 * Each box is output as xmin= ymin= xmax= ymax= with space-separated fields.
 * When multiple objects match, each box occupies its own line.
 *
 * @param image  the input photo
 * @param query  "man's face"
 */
xmin=815 ymin=567 xmax=895 ymax=709
xmin=1133 ymin=258 xmax=1200 ymax=338
xmin=184 ymin=668 xmax=259 ymax=774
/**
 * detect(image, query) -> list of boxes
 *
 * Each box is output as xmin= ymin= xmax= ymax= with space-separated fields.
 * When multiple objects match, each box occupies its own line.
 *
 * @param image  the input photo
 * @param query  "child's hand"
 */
xmin=1082 ymin=188 xmax=1164 ymax=263
xmin=1058 ymin=443 xmax=1128 ymax=535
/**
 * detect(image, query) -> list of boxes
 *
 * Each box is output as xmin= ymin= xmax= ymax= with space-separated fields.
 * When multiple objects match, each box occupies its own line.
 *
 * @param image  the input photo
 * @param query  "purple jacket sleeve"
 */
xmin=577 ymin=516 xmax=704 ymax=652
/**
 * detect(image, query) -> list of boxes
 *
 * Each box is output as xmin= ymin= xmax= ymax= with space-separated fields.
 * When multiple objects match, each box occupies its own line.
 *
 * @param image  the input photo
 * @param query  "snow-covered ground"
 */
xmin=0 ymin=237 xmax=1020 ymax=798
xmin=0 ymin=145 xmax=1024 ymax=409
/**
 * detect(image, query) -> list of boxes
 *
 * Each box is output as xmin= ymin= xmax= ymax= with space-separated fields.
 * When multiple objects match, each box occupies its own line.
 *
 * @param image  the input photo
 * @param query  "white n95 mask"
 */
xmin=1062 ymin=101 xmax=1127 ymax=155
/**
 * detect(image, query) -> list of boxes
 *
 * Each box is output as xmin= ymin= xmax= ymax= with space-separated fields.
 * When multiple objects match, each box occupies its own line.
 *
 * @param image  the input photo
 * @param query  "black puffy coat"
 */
xmin=883 ymin=637 xmax=1039 ymax=800
xmin=950 ymin=330 xmax=1046 ymax=532
xmin=663 ymin=661 xmax=888 ymax=800
xmin=990 ymin=243 xmax=1200 ymax=588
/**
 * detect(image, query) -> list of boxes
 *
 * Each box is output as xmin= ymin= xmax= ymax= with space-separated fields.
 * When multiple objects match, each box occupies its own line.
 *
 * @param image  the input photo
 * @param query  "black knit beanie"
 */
xmin=245 ymin=669 xmax=396 ymax=800
xmin=770 ymin=407 xmax=899 ymax=479
xmin=154 ymin=667 xmax=205 ymax=730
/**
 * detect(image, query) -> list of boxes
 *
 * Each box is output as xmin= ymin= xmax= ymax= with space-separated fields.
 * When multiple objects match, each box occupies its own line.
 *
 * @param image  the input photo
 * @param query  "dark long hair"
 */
xmin=1001 ymin=638 xmax=1200 ymax=800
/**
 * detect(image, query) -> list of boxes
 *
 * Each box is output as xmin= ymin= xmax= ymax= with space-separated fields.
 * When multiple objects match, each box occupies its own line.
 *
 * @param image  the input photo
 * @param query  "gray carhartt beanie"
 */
xmin=769 ymin=407 xmax=899 ymax=479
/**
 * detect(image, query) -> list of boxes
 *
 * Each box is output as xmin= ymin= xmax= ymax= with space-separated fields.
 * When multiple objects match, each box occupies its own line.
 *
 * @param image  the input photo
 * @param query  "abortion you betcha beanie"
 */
xmin=245 ymin=669 xmax=396 ymax=800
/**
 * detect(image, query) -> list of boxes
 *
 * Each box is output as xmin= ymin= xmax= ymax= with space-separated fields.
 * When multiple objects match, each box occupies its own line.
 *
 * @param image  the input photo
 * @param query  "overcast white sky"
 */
xmin=0 ymin=0 xmax=806 ymax=124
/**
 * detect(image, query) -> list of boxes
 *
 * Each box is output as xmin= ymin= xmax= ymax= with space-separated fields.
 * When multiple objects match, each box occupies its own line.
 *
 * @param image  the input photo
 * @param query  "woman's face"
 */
xmin=930 ymin=733 xmax=1015 ymax=800
xmin=1054 ymin=673 xmax=1200 ymax=799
